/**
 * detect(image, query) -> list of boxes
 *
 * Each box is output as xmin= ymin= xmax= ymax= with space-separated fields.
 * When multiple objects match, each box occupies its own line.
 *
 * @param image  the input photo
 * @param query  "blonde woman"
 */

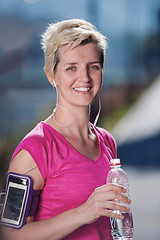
xmin=3 ymin=19 xmax=131 ymax=240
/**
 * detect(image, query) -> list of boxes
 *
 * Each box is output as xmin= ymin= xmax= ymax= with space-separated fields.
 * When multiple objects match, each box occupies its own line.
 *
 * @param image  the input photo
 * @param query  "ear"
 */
xmin=45 ymin=71 xmax=56 ymax=87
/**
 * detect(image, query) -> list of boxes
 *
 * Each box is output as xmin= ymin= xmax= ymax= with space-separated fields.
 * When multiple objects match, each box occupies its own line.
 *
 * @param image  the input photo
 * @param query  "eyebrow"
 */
xmin=88 ymin=61 xmax=101 ymax=65
xmin=64 ymin=63 xmax=78 ymax=66
xmin=64 ymin=61 xmax=101 ymax=66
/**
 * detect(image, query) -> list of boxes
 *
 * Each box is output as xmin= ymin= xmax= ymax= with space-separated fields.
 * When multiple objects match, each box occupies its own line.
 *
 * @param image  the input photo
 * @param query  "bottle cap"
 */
xmin=110 ymin=158 xmax=121 ymax=166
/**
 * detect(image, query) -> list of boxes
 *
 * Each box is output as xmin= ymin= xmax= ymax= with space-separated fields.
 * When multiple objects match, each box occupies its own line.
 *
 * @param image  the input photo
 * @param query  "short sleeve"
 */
xmin=10 ymin=125 xmax=48 ymax=180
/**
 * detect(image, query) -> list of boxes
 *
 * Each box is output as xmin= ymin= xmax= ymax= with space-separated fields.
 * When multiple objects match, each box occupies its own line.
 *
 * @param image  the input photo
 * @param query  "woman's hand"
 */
xmin=78 ymin=183 xmax=131 ymax=225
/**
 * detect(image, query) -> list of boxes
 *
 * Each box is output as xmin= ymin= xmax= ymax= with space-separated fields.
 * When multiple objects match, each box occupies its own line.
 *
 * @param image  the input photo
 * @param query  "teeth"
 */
xmin=74 ymin=87 xmax=91 ymax=92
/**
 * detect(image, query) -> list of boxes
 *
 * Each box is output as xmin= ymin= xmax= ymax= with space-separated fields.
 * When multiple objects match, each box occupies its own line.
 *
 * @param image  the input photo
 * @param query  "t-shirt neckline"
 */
xmin=40 ymin=121 xmax=102 ymax=162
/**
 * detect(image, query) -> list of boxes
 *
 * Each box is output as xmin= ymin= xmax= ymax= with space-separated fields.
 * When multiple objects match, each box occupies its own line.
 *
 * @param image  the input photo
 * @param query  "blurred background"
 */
xmin=0 ymin=0 xmax=160 ymax=239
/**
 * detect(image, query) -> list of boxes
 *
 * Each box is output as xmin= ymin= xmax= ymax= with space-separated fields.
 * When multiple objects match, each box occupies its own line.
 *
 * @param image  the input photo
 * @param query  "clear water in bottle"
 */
xmin=110 ymin=211 xmax=134 ymax=239
xmin=107 ymin=158 xmax=134 ymax=240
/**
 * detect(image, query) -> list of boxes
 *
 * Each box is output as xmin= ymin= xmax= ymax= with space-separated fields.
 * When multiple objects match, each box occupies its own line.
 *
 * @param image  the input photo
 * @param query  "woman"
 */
xmin=3 ymin=19 xmax=131 ymax=240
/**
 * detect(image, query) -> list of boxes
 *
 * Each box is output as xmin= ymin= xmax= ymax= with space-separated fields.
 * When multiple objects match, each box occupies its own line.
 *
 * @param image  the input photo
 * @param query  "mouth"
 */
xmin=73 ymin=87 xmax=91 ymax=92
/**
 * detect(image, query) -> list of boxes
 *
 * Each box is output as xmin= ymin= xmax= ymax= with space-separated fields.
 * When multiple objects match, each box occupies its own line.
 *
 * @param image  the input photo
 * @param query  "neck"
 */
xmin=53 ymin=103 xmax=91 ymax=138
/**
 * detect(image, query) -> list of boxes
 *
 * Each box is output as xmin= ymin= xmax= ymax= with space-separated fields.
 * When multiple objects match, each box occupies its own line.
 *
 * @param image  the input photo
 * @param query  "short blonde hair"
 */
xmin=41 ymin=19 xmax=107 ymax=77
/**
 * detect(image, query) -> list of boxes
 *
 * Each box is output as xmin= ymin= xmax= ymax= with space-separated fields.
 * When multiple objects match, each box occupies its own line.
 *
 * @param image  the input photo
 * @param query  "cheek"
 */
xmin=95 ymin=74 xmax=102 ymax=87
xmin=91 ymin=70 xmax=102 ymax=79
xmin=96 ymin=78 xmax=103 ymax=93
xmin=55 ymin=76 xmax=73 ymax=93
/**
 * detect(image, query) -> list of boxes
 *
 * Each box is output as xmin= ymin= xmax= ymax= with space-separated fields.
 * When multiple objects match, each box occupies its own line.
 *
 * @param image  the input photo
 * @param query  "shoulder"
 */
xmin=11 ymin=121 xmax=55 ymax=164
xmin=96 ymin=126 xmax=114 ymax=138
xmin=94 ymin=126 xmax=117 ymax=157
xmin=10 ymin=122 xmax=54 ymax=180
xmin=21 ymin=121 xmax=53 ymax=146
xmin=95 ymin=126 xmax=115 ymax=142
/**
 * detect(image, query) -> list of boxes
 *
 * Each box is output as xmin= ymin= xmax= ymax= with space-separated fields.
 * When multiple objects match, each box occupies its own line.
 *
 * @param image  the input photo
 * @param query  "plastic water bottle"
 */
xmin=106 ymin=158 xmax=134 ymax=240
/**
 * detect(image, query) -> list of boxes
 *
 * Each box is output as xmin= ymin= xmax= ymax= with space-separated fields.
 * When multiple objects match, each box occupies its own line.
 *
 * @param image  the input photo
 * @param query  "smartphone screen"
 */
xmin=3 ymin=186 xmax=25 ymax=221
xmin=1 ymin=182 xmax=27 ymax=226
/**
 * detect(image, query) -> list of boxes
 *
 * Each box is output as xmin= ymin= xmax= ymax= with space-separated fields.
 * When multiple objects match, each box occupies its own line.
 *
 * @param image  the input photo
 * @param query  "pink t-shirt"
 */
xmin=11 ymin=121 xmax=117 ymax=240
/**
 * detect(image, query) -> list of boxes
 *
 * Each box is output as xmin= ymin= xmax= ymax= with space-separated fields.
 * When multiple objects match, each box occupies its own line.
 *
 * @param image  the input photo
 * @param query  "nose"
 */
xmin=79 ymin=67 xmax=90 ymax=82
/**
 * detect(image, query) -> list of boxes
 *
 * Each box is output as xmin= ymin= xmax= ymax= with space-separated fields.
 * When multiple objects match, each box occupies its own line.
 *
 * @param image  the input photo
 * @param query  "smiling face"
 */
xmin=49 ymin=43 xmax=103 ymax=109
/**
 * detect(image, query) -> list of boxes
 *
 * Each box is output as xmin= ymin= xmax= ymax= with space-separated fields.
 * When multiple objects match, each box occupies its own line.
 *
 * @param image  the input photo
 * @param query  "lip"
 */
xmin=73 ymin=87 xmax=91 ymax=92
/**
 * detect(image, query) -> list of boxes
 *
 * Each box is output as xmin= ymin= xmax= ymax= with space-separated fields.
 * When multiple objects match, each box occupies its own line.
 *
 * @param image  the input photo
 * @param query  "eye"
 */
xmin=90 ymin=64 xmax=101 ymax=71
xmin=66 ymin=66 xmax=76 ymax=71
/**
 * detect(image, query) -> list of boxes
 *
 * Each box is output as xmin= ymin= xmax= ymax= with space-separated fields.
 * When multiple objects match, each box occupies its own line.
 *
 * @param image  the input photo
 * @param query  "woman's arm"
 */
xmin=8 ymin=150 xmax=44 ymax=190
xmin=2 ymin=150 xmax=131 ymax=240
xmin=3 ymin=206 xmax=86 ymax=240
xmin=3 ymin=150 xmax=85 ymax=240
xmin=3 ymin=185 xmax=130 ymax=240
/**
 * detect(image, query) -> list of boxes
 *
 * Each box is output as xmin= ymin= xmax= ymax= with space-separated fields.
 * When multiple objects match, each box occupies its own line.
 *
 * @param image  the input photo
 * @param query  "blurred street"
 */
xmin=126 ymin=167 xmax=160 ymax=240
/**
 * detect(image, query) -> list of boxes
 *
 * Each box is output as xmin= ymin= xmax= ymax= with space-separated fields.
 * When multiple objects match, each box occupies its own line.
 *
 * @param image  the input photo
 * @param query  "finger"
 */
xmin=93 ymin=188 xmax=131 ymax=206
xmin=107 ymin=190 xmax=131 ymax=204
xmin=95 ymin=195 xmax=130 ymax=214
xmin=106 ymin=201 xmax=130 ymax=213
xmin=104 ymin=183 xmax=127 ymax=193
xmin=97 ymin=197 xmax=130 ymax=212
xmin=107 ymin=209 xmax=124 ymax=220
xmin=99 ymin=208 xmax=124 ymax=220
xmin=117 ymin=193 xmax=131 ymax=205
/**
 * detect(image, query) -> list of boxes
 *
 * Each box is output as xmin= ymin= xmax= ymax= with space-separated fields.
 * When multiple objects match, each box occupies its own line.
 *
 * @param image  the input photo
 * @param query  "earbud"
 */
xmin=53 ymin=79 xmax=57 ymax=88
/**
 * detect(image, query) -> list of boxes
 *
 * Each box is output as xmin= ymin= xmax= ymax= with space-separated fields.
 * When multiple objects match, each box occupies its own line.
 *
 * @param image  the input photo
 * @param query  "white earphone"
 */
xmin=53 ymin=79 xmax=57 ymax=88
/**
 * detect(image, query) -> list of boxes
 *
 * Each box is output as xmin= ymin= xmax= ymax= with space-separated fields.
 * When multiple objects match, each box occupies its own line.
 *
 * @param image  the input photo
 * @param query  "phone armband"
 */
xmin=0 ymin=172 xmax=40 ymax=229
